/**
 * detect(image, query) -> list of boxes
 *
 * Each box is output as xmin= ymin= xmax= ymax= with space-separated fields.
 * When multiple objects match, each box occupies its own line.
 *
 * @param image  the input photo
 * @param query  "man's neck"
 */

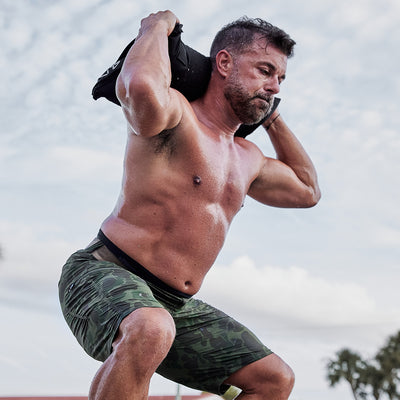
xmin=191 ymin=77 xmax=241 ymax=137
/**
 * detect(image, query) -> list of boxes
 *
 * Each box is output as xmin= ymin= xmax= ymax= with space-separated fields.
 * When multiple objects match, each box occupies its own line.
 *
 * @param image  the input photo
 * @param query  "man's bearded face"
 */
xmin=224 ymin=66 xmax=274 ymax=125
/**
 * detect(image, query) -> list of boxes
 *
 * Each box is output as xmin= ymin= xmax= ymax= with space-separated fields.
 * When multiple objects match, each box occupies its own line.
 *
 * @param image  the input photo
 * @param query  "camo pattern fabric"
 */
xmin=58 ymin=241 xmax=272 ymax=395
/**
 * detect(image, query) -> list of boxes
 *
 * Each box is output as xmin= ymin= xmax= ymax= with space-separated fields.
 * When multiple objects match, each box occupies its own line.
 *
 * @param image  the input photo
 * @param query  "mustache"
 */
xmin=253 ymin=93 xmax=274 ymax=116
xmin=253 ymin=93 xmax=274 ymax=103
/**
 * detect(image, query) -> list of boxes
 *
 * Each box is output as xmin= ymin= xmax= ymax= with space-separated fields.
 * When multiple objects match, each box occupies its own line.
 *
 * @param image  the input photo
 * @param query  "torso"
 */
xmin=101 ymin=99 xmax=264 ymax=295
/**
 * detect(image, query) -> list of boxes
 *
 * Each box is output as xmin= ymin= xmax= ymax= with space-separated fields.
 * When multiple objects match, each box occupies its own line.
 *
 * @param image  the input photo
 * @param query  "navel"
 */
xmin=193 ymin=175 xmax=202 ymax=185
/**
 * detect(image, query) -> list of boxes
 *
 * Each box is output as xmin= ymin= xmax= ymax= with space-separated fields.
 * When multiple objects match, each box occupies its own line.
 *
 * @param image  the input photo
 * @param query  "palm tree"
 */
xmin=361 ymin=363 xmax=385 ymax=400
xmin=375 ymin=331 xmax=400 ymax=400
xmin=326 ymin=348 xmax=367 ymax=400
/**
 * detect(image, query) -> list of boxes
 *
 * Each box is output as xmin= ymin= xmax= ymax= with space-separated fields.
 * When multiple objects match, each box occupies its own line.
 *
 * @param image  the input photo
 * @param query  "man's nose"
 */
xmin=265 ymin=76 xmax=280 ymax=95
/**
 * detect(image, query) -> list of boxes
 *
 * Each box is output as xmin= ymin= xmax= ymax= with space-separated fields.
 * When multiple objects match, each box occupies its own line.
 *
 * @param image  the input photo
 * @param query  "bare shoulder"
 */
xmin=230 ymin=136 xmax=268 ymax=186
xmin=120 ymin=80 xmax=194 ymax=138
xmin=235 ymin=136 xmax=261 ymax=150
xmin=125 ymin=93 xmax=202 ymax=154
xmin=234 ymin=136 xmax=265 ymax=163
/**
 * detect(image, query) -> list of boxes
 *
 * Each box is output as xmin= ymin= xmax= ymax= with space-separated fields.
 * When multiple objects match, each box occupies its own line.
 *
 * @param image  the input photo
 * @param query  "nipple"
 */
xmin=193 ymin=175 xmax=202 ymax=185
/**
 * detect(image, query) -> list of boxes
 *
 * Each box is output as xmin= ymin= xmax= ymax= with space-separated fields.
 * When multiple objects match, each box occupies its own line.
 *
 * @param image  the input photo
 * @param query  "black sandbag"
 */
xmin=92 ymin=24 xmax=279 ymax=138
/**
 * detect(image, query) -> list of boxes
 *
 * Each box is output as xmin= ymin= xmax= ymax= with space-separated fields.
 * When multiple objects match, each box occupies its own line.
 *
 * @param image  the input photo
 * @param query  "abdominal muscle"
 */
xmin=100 ymin=168 xmax=242 ymax=295
xmin=99 ymin=113 xmax=260 ymax=295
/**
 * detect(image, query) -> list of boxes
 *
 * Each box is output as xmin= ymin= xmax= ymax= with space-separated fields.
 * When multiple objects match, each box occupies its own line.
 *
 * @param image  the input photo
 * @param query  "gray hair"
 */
xmin=210 ymin=17 xmax=296 ymax=68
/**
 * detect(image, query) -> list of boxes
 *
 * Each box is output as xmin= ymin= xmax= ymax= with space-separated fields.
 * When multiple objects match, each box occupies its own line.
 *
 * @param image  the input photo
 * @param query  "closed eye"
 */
xmin=259 ymin=68 xmax=271 ymax=76
xmin=257 ymin=62 xmax=286 ymax=84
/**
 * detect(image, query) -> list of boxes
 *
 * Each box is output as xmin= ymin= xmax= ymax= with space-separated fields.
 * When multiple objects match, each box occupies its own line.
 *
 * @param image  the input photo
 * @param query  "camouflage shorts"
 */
xmin=58 ymin=240 xmax=272 ymax=395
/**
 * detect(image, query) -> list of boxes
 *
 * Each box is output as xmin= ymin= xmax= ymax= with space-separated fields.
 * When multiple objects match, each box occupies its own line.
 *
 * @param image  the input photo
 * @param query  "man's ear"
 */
xmin=215 ymin=50 xmax=233 ymax=77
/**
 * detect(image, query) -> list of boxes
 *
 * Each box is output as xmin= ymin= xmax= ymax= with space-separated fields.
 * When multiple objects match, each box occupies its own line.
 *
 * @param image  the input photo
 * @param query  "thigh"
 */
xmin=156 ymin=298 xmax=272 ymax=395
xmin=58 ymin=248 xmax=164 ymax=362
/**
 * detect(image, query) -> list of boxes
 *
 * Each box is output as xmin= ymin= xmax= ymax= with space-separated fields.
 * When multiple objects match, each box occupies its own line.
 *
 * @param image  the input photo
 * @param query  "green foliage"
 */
xmin=375 ymin=331 xmax=400 ymax=400
xmin=326 ymin=331 xmax=400 ymax=400
xmin=326 ymin=348 xmax=367 ymax=400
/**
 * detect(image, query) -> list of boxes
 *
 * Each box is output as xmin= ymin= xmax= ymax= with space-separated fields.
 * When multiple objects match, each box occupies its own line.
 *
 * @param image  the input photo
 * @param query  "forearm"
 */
xmin=116 ymin=11 xmax=181 ymax=135
xmin=119 ymin=26 xmax=171 ymax=98
xmin=117 ymin=11 xmax=178 ymax=104
xmin=263 ymin=113 xmax=321 ymax=199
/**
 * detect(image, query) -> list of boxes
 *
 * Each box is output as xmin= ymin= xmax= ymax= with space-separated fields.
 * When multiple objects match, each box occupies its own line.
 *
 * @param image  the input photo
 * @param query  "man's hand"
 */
xmin=138 ymin=10 xmax=179 ymax=38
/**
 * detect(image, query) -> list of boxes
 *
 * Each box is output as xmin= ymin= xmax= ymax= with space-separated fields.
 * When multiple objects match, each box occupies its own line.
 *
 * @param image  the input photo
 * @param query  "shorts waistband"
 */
xmin=96 ymin=230 xmax=192 ymax=299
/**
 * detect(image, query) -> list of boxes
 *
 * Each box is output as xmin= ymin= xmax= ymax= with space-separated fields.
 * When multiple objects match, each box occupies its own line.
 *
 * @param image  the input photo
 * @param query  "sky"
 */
xmin=0 ymin=0 xmax=399 ymax=398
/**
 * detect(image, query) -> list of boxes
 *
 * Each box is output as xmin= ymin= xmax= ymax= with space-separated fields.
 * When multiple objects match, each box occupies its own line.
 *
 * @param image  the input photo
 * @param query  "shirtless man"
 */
xmin=59 ymin=10 xmax=320 ymax=400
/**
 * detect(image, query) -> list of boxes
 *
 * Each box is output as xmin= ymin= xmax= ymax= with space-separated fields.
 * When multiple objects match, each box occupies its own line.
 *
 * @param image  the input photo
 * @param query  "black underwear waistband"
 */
xmin=97 ymin=230 xmax=192 ymax=299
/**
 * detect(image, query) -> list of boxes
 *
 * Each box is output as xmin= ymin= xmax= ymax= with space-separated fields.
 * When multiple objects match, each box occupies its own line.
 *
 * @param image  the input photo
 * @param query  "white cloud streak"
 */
xmin=199 ymin=256 xmax=395 ymax=328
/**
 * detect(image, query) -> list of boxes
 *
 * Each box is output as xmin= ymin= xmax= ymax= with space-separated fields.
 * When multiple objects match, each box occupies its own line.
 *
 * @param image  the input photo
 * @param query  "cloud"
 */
xmin=47 ymin=145 xmax=123 ymax=182
xmin=0 ymin=145 xmax=122 ymax=185
xmin=0 ymin=221 xmax=76 ymax=289
xmin=199 ymin=256 xmax=395 ymax=327
xmin=373 ymin=226 xmax=400 ymax=248
xmin=0 ymin=1 xmax=399 ymax=398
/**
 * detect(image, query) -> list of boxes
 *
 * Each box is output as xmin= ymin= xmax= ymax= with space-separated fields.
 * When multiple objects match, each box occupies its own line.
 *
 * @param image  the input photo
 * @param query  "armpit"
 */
xmin=153 ymin=128 xmax=177 ymax=156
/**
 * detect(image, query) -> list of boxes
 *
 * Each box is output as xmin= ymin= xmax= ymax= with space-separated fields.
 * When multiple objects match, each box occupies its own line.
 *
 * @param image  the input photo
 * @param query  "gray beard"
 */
xmin=224 ymin=84 xmax=273 ymax=125
xmin=224 ymin=82 xmax=274 ymax=125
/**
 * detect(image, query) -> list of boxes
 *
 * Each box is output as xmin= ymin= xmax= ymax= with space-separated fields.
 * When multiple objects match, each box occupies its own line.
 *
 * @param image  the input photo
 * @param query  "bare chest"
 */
xmin=126 ymin=128 xmax=260 ymax=218
xmin=176 ymin=135 xmax=254 ymax=215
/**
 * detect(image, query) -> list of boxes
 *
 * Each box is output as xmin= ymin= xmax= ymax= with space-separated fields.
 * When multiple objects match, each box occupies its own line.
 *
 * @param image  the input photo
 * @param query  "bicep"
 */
xmin=116 ymin=73 xmax=184 ymax=137
xmin=248 ymin=157 xmax=317 ymax=208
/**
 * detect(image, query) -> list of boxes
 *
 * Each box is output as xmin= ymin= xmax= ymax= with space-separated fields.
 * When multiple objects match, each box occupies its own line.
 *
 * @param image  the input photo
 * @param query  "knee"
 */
xmin=113 ymin=308 xmax=176 ymax=355
xmin=262 ymin=355 xmax=295 ymax=398
xmin=271 ymin=359 xmax=295 ymax=396
xmin=231 ymin=354 xmax=295 ymax=399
